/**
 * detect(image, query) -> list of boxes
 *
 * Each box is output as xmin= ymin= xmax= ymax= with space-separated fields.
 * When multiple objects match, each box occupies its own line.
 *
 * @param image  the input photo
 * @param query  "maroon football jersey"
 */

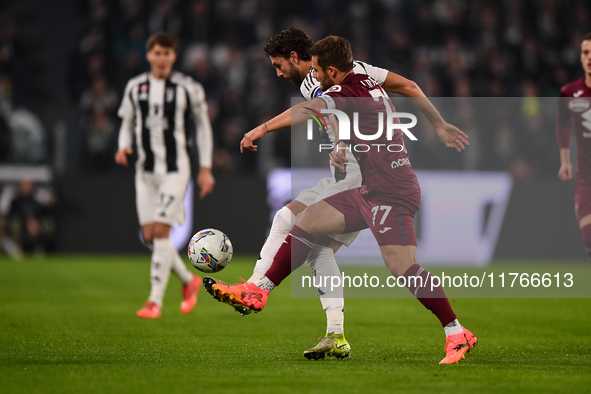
xmin=320 ymin=73 xmax=420 ymax=195
xmin=556 ymin=77 xmax=591 ymax=187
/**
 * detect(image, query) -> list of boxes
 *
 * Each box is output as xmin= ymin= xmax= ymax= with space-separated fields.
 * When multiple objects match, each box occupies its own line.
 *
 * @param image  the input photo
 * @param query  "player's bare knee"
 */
xmin=290 ymin=200 xmax=307 ymax=217
xmin=294 ymin=205 xmax=319 ymax=232
xmin=141 ymin=226 xmax=154 ymax=245
xmin=152 ymin=223 xmax=171 ymax=239
xmin=380 ymin=245 xmax=417 ymax=277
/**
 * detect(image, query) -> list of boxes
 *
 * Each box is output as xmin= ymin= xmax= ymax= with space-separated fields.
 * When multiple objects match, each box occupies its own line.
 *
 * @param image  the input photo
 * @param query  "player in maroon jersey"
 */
xmin=213 ymin=36 xmax=477 ymax=364
xmin=556 ymin=32 xmax=591 ymax=260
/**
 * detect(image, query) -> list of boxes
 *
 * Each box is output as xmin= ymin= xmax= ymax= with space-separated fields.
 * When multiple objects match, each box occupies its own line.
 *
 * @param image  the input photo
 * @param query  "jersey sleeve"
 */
xmin=319 ymin=85 xmax=350 ymax=111
xmin=354 ymin=60 xmax=388 ymax=85
xmin=556 ymin=86 xmax=571 ymax=150
xmin=117 ymin=80 xmax=135 ymax=149
xmin=186 ymin=78 xmax=213 ymax=168
xmin=300 ymin=72 xmax=323 ymax=100
xmin=117 ymin=80 xmax=135 ymax=120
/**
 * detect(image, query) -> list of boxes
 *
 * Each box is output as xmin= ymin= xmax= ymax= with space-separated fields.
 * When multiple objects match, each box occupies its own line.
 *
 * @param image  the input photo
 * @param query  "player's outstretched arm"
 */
xmin=115 ymin=117 xmax=134 ymax=166
xmin=240 ymin=98 xmax=327 ymax=152
xmin=558 ymin=148 xmax=573 ymax=181
xmin=381 ymin=72 xmax=469 ymax=152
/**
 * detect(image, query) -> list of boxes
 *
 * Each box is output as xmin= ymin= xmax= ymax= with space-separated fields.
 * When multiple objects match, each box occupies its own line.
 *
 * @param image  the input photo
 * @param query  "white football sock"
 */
xmin=171 ymin=250 xmax=194 ymax=285
xmin=254 ymin=275 xmax=276 ymax=292
xmin=248 ymin=206 xmax=295 ymax=283
xmin=148 ymin=238 xmax=175 ymax=307
xmin=308 ymin=244 xmax=345 ymax=334
xmin=326 ymin=311 xmax=345 ymax=335
xmin=444 ymin=319 xmax=463 ymax=336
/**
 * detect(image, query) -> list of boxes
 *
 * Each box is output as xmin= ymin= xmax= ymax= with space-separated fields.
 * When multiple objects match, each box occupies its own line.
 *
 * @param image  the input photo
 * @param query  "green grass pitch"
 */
xmin=1 ymin=255 xmax=590 ymax=393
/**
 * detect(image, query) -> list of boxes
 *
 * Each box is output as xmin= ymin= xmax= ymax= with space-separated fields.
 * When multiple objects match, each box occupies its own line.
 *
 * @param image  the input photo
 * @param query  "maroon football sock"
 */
xmin=581 ymin=225 xmax=591 ymax=261
xmin=403 ymin=264 xmax=457 ymax=327
xmin=265 ymin=225 xmax=315 ymax=286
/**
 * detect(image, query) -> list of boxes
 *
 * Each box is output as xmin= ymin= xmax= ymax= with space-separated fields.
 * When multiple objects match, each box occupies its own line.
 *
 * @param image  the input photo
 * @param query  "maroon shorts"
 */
xmin=575 ymin=184 xmax=591 ymax=222
xmin=323 ymin=187 xmax=420 ymax=246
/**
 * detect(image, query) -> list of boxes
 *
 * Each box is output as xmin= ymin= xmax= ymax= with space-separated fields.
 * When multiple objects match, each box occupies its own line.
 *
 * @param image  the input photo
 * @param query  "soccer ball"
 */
xmin=187 ymin=228 xmax=233 ymax=273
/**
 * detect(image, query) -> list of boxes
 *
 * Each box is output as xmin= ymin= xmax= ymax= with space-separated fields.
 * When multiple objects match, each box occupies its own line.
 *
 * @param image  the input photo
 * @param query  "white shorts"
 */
xmin=295 ymin=167 xmax=362 ymax=247
xmin=135 ymin=170 xmax=191 ymax=226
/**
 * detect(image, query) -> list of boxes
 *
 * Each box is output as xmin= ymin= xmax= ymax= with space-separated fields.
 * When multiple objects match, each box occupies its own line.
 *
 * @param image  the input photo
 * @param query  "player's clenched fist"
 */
xmin=197 ymin=167 xmax=215 ymax=199
xmin=115 ymin=147 xmax=133 ymax=167
xmin=558 ymin=162 xmax=573 ymax=181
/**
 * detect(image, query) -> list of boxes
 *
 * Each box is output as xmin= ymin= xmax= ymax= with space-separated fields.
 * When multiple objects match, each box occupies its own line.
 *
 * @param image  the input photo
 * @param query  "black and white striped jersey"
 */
xmin=299 ymin=60 xmax=389 ymax=100
xmin=117 ymin=71 xmax=213 ymax=174
xmin=299 ymin=60 xmax=388 ymax=181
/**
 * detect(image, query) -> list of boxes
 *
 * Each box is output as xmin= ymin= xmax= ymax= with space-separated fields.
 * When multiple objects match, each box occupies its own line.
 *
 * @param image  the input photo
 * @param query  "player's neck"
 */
xmin=585 ymin=73 xmax=591 ymax=89
xmin=335 ymin=70 xmax=354 ymax=85
xmin=300 ymin=61 xmax=312 ymax=80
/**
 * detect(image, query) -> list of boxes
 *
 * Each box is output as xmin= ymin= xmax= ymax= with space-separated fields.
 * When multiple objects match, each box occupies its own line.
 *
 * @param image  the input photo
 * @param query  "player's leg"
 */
xmin=135 ymin=172 xmax=163 ymax=318
xmin=247 ymin=177 xmax=332 ymax=283
xmin=575 ymin=189 xmax=591 ymax=260
xmin=146 ymin=222 xmax=174 ymax=308
xmin=202 ymin=201 xmax=300 ymax=315
xmin=158 ymin=171 xmax=201 ymax=314
xmin=248 ymin=201 xmax=301 ymax=282
xmin=304 ymin=236 xmax=351 ymax=360
xmin=302 ymin=176 xmax=361 ymax=359
xmin=369 ymin=193 xmax=476 ymax=364
xmin=308 ymin=236 xmax=344 ymax=334
xmin=379 ymin=244 xmax=476 ymax=364
xmin=255 ymin=200 xmax=347 ymax=291
xmin=204 ymin=179 xmax=319 ymax=311
xmin=212 ymin=198 xmax=351 ymax=311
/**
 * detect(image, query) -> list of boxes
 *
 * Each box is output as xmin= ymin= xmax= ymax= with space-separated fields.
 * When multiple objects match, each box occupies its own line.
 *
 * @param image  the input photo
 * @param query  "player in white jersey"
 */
xmin=115 ymin=32 xmax=215 ymax=319
xmin=205 ymin=28 xmax=460 ymax=359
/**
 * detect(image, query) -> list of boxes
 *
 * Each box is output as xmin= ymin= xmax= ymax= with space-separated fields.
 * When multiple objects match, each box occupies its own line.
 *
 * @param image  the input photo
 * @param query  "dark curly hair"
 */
xmin=263 ymin=27 xmax=314 ymax=61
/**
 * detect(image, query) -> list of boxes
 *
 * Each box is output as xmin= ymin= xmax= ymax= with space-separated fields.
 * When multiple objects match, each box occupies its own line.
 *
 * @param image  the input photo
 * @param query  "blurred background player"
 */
xmin=6 ymin=178 xmax=56 ymax=256
xmin=205 ymin=27 xmax=465 ymax=360
xmin=556 ymin=32 xmax=591 ymax=261
xmin=115 ymin=32 xmax=215 ymax=318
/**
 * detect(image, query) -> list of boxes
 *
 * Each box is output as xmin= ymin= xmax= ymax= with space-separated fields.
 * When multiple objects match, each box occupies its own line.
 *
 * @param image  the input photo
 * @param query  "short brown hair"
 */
xmin=146 ymin=32 xmax=178 ymax=51
xmin=264 ymin=27 xmax=314 ymax=61
xmin=583 ymin=32 xmax=591 ymax=43
xmin=309 ymin=36 xmax=353 ymax=73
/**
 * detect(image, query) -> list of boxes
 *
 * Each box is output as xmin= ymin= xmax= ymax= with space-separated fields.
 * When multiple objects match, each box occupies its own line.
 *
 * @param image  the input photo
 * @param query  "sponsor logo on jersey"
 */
xmin=574 ymin=90 xmax=584 ymax=97
xmin=569 ymin=98 xmax=590 ymax=112
xmin=391 ymin=157 xmax=411 ymax=169
xmin=313 ymin=107 xmax=418 ymax=141
xmin=139 ymin=84 xmax=149 ymax=101
xmin=145 ymin=116 xmax=169 ymax=130
xmin=166 ymin=87 xmax=175 ymax=102
xmin=325 ymin=85 xmax=342 ymax=93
